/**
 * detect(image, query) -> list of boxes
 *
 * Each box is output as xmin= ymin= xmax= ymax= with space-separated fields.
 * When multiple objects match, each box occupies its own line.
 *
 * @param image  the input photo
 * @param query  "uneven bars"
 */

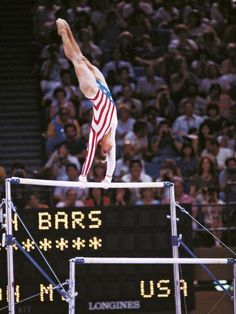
xmin=8 ymin=177 xmax=167 ymax=189
xmin=71 ymin=257 xmax=236 ymax=265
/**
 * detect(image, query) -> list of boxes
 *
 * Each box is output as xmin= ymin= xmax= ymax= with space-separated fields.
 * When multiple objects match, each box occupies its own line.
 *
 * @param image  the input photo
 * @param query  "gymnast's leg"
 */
xmin=56 ymin=18 xmax=98 ymax=99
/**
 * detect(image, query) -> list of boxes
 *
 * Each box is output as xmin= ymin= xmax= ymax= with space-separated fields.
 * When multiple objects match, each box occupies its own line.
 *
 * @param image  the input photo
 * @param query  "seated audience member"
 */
xmin=190 ymin=156 xmax=219 ymax=203
xmin=124 ymin=120 xmax=149 ymax=160
xmin=116 ymin=84 xmax=143 ymax=118
xmin=114 ymin=141 xmax=136 ymax=180
xmin=136 ymin=188 xmax=160 ymax=205
xmin=46 ymin=104 xmax=81 ymax=155
xmin=25 ymin=192 xmax=49 ymax=209
xmin=150 ymin=120 xmax=180 ymax=161
xmin=221 ymin=42 xmax=236 ymax=75
xmin=122 ymin=159 xmax=152 ymax=183
xmin=92 ymin=162 xmax=107 ymax=182
xmin=83 ymin=188 xmax=110 ymax=207
xmin=136 ymin=64 xmax=166 ymax=100
xmin=48 ymin=86 xmax=76 ymax=119
xmin=44 ymin=143 xmax=81 ymax=180
xmin=199 ymin=62 xmax=230 ymax=95
xmin=116 ymin=103 xmax=135 ymax=157
xmin=181 ymin=82 xmax=207 ymax=116
xmin=111 ymin=66 xmax=136 ymax=98
xmin=204 ymin=103 xmax=227 ymax=135
xmin=56 ymin=188 xmax=84 ymax=208
xmin=110 ymin=188 xmax=132 ymax=205
xmin=219 ymin=157 xmax=236 ymax=203
xmin=63 ymin=123 xmax=87 ymax=162
xmin=148 ymin=85 xmax=176 ymax=122
xmin=122 ymin=159 xmax=152 ymax=204
xmin=176 ymin=142 xmax=198 ymax=193
xmin=199 ymin=187 xmax=224 ymax=246
xmin=172 ymin=100 xmax=203 ymax=137
xmin=206 ymin=83 xmax=233 ymax=119
xmin=201 ymin=137 xmax=233 ymax=171
xmin=169 ymin=24 xmax=198 ymax=62
xmin=197 ymin=121 xmax=213 ymax=154
xmin=170 ymin=59 xmax=197 ymax=103
xmin=53 ymin=163 xmax=86 ymax=204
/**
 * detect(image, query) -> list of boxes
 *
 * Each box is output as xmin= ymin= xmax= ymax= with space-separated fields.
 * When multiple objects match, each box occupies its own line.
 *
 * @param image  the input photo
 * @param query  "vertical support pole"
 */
xmin=169 ymin=183 xmax=181 ymax=314
xmin=68 ymin=259 xmax=76 ymax=314
xmin=234 ymin=263 xmax=236 ymax=314
xmin=5 ymin=179 xmax=15 ymax=314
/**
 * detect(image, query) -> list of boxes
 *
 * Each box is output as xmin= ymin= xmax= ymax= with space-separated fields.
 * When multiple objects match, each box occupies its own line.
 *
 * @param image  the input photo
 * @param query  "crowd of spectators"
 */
xmin=2 ymin=0 xmax=236 ymax=246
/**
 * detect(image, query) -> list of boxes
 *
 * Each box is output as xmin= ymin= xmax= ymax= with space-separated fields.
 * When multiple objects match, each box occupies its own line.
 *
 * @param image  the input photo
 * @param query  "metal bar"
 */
xmin=234 ymin=264 xmax=236 ymax=314
xmin=68 ymin=259 xmax=76 ymax=314
xmin=5 ymin=179 xmax=15 ymax=314
xmin=9 ymin=177 xmax=165 ymax=189
xmin=73 ymin=257 xmax=234 ymax=264
xmin=15 ymin=240 xmax=68 ymax=300
xmin=169 ymin=184 xmax=181 ymax=314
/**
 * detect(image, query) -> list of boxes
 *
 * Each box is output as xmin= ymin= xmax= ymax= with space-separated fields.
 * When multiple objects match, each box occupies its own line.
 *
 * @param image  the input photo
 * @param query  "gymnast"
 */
xmin=56 ymin=18 xmax=118 ymax=184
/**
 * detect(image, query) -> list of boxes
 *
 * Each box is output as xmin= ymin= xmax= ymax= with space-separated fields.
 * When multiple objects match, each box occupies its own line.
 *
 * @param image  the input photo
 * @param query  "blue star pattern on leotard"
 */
xmin=96 ymin=80 xmax=114 ymax=104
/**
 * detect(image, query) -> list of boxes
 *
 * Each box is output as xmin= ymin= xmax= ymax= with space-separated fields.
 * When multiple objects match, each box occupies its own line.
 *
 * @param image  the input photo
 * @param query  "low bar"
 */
xmin=72 ymin=257 xmax=235 ymax=265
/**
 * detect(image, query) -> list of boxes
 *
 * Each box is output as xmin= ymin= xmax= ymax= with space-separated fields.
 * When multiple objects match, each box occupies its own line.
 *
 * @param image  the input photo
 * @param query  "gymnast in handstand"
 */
xmin=56 ymin=18 xmax=117 ymax=184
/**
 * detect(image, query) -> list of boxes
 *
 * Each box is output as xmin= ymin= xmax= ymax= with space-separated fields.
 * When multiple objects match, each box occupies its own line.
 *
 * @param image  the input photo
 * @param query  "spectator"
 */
xmin=33 ymin=0 xmax=60 ymax=42
xmin=204 ymin=103 xmax=227 ymax=135
xmin=40 ymin=43 xmax=70 ymax=93
xmin=148 ymin=85 xmax=176 ymax=122
xmin=172 ymin=100 xmax=204 ymax=137
xmin=202 ymin=137 xmax=233 ymax=170
xmin=136 ymin=188 xmax=160 ymax=205
xmin=199 ymin=62 xmax=230 ymax=95
xmin=83 ymin=188 xmax=110 ymax=206
xmin=169 ymin=24 xmax=198 ymax=62
xmin=116 ymin=103 xmax=135 ymax=157
xmin=110 ymin=188 xmax=132 ymax=206
xmin=170 ymin=59 xmax=197 ymax=102
xmin=53 ymin=163 xmax=86 ymax=204
xmin=48 ymin=86 xmax=76 ymax=119
xmin=122 ymin=159 xmax=152 ymax=183
xmin=44 ymin=143 xmax=81 ymax=180
xmin=221 ymin=43 xmax=236 ymax=75
xmin=46 ymin=103 xmax=81 ymax=155
xmin=102 ymin=47 xmax=134 ymax=86
xmin=25 ymin=192 xmax=49 ymax=209
xmin=124 ymin=120 xmax=149 ymax=160
xmin=136 ymin=64 xmax=166 ymax=101
xmin=116 ymin=84 xmax=143 ymax=118
xmin=114 ymin=140 xmax=136 ymax=180
xmin=197 ymin=121 xmax=213 ymax=153
xmin=63 ymin=123 xmax=86 ymax=161
xmin=219 ymin=157 xmax=236 ymax=203
xmin=190 ymin=156 xmax=219 ymax=202
xmin=196 ymin=28 xmax=222 ymax=62
xmin=122 ymin=159 xmax=152 ymax=203
xmin=177 ymin=142 xmax=198 ymax=192
xmin=206 ymin=83 xmax=234 ymax=119
xmin=201 ymin=187 xmax=224 ymax=246
xmin=56 ymin=188 xmax=85 ymax=208
xmin=150 ymin=120 xmax=179 ymax=161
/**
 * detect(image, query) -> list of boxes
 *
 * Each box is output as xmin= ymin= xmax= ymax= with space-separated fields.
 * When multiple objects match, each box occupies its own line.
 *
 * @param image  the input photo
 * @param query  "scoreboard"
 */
xmin=0 ymin=205 xmax=195 ymax=314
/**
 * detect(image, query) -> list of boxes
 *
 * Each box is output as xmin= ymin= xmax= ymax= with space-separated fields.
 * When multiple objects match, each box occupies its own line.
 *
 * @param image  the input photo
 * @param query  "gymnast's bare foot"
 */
xmin=56 ymin=18 xmax=67 ymax=36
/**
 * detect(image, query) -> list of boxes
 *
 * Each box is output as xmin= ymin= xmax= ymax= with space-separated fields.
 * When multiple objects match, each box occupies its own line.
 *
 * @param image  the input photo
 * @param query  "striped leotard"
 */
xmin=81 ymin=80 xmax=118 ymax=177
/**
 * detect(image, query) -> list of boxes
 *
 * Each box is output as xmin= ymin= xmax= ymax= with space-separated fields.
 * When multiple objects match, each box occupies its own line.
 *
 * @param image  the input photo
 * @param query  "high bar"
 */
xmin=7 ymin=177 xmax=169 ymax=189
xmin=71 ymin=257 xmax=236 ymax=265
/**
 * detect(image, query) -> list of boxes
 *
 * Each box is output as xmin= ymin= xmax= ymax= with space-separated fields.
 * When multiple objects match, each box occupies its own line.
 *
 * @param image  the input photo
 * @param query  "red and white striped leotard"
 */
xmin=81 ymin=80 xmax=117 ymax=178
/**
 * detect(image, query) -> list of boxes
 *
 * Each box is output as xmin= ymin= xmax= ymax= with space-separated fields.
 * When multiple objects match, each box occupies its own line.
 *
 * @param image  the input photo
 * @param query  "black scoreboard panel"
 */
xmin=0 ymin=205 xmax=195 ymax=314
